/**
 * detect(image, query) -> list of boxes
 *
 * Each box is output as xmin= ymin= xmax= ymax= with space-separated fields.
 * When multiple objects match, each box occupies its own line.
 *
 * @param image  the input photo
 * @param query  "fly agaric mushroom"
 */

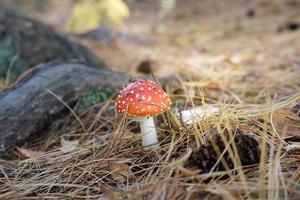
xmin=115 ymin=79 xmax=171 ymax=147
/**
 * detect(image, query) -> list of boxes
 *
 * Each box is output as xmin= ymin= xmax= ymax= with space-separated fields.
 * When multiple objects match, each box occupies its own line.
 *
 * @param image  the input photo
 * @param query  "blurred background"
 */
xmin=0 ymin=0 xmax=299 ymax=78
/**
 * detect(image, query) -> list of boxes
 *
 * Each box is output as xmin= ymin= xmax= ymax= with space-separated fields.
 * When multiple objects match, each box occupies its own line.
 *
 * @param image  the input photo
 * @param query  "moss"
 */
xmin=0 ymin=36 xmax=26 ymax=81
xmin=0 ymin=10 xmax=104 ymax=84
xmin=81 ymin=89 xmax=114 ymax=107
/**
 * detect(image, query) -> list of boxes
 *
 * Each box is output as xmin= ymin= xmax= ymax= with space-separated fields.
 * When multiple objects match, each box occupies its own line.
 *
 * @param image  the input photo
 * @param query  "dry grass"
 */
xmin=0 ymin=79 xmax=299 ymax=199
xmin=1 ymin=0 xmax=300 ymax=199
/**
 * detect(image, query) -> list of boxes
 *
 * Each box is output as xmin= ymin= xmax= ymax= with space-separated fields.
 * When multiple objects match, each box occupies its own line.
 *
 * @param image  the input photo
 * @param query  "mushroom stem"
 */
xmin=137 ymin=117 xmax=158 ymax=147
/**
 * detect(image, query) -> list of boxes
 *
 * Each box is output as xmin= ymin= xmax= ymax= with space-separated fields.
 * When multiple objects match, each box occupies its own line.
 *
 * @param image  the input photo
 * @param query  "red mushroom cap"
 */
xmin=115 ymin=80 xmax=171 ymax=117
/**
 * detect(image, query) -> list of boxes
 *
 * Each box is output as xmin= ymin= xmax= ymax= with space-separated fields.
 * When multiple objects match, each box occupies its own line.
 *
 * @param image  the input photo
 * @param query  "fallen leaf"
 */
xmin=16 ymin=147 xmax=43 ymax=158
xmin=100 ymin=185 xmax=122 ymax=200
xmin=59 ymin=138 xmax=79 ymax=153
xmin=272 ymin=109 xmax=300 ymax=137
xmin=108 ymin=160 xmax=134 ymax=183
xmin=273 ymin=109 xmax=300 ymax=124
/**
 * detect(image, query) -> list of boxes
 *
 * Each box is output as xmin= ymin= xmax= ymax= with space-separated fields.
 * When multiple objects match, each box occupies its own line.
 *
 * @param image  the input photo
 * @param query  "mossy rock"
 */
xmin=0 ymin=10 xmax=103 ymax=82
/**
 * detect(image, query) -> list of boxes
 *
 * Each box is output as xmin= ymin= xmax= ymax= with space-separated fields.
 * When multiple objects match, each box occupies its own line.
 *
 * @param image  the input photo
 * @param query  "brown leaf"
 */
xmin=108 ymin=161 xmax=134 ymax=183
xmin=273 ymin=109 xmax=300 ymax=123
xmin=272 ymin=109 xmax=300 ymax=137
xmin=100 ymin=185 xmax=122 ymax=200
xmin=16 ymin=147 xmax=43 ymax=158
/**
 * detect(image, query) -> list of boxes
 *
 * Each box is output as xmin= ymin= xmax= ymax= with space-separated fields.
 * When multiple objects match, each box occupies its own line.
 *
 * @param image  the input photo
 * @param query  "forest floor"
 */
xmin=0 ymin=0 xmax=300 ymax=199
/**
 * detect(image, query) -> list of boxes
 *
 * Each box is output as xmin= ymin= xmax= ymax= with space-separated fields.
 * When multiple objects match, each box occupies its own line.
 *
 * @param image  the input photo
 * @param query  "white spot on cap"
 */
xmin=140 ymin=87 xmax=144 ymax=91
xmin=147 ymin=96 xmax=152 ymax=102
xmin=130 ymin=90 xmax=134 ymax=94
xmin=130 ymin=98 xmax=133 ymax=102
xmin=136 ymin=94 xmax=139 ymax=98
xmin=142 ymin=96 xmax=146 ymax=100
xmin=122 ymin=101 xmax=126 ymax=104
xmin=148 ymin=87 xmax=152 ymax=90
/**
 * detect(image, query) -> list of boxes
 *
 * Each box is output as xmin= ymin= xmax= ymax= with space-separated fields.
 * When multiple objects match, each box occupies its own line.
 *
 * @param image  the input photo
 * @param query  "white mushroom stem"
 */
xmin=134 ymin=116 xmax=158 ymax=147
xmin=177 ymin=105 xmax=220 ymax=125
